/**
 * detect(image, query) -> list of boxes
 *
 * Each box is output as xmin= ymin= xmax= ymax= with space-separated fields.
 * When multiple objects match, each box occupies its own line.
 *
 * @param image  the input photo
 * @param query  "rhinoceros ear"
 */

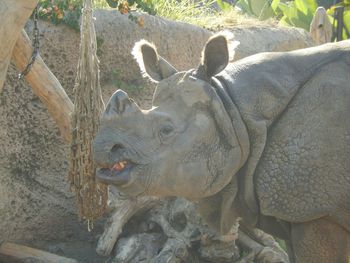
xmin=132 ymin=40 xmax=178 ymax=82
xmin=197 ymin=32 xmax=239 ymax=80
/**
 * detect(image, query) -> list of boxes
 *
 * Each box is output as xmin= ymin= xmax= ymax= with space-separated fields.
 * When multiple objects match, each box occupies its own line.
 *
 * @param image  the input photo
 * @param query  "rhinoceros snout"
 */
xmin=105 ymin=89 xmax=134 ymax=116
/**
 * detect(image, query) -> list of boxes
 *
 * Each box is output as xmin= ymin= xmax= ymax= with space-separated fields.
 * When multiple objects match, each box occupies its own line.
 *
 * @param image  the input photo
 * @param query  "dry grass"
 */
xmin=93 ymin=0 xmax=277 ymax=31
xmin=198 ymin=10 xmax=278 ymax=31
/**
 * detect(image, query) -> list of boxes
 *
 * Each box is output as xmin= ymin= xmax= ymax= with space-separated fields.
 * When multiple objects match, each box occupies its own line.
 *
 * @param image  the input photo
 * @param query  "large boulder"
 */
xmin=0 ymin=9 xmax=313 ymax=262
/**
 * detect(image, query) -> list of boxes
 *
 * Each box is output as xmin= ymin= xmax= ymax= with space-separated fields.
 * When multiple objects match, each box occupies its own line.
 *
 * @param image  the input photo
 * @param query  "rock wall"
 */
xmin=0 ymin=9 xmax=313 ymax=262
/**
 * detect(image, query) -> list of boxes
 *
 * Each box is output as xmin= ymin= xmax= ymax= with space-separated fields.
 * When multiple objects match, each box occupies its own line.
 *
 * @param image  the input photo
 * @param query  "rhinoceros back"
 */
xmin=255 ymin=48 xmax=350 ymax=231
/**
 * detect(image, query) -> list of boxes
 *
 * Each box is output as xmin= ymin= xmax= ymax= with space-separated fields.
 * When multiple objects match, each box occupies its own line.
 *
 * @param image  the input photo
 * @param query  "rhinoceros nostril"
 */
xmin=111 ymin=144 xmax=125 ymax=154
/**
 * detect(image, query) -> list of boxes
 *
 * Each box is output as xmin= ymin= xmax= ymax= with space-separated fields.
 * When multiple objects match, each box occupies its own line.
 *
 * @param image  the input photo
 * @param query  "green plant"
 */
xmin=104 ymin=0 xmax=155 ymax=24
xmin=111 ymin=70 xmax=144 ymax=96
xmin=327 ymin=1 xmax=350 ymax=40
xmin=96 ymin=36 xmax=104 ymax=56
xmin=271 ymin=0 xmax=317 ymax=30
xmin=276 ymin=238 xmax=287 ymax=251
xmin=37 ymin=0 xmax=155 ymax=30
xmin=235 ymin=0 xmax=349 ymax=39
xmin=94 ymin=0 xmax=110 ymax=8
xmin=216 ymin=0 xmax=234 ymax=11
xmin=272 ymin=0 xmax=349 ymax=37
xmin=38 ymin=0 xmax=83 ymax=31
xmin=235 ymin=0 xmax=275 ymax=20
xmin=36 ymin=1 xmax=255 ymax=30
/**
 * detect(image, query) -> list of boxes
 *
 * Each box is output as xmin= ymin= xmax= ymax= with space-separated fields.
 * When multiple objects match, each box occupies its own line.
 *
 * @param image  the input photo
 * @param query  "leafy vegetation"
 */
xmin=272 ymin=0 xmax=318 ymax=30
xmin=36 ymin=0 xmax=349 ymax=38
xmin=37 ymin=0 xmax=154 ymax=30
xmin=236 ymin=0 xmax=319 ymax=28
xmin=38 ymin=0 xmax=82 ymax=31
xmin=36 ymin=0 xmax=254 ymax=31
xmin=235 ymin=0 xmax=349 ymax=38
xmin=327 ymin=2 xmax=350 ymax=39
xmin=236 ymin=0 xmax=275 ymax=20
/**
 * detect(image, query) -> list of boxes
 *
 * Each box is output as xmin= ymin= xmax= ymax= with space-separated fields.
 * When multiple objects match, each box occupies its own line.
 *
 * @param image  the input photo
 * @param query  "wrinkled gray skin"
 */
xmin=93 ymin=34 xmax=350 ymax=263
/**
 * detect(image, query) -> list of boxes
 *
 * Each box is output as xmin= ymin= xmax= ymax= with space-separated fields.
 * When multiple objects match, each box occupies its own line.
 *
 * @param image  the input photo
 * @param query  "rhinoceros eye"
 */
xmin=159 ymin=124 xmax=175 ymax=139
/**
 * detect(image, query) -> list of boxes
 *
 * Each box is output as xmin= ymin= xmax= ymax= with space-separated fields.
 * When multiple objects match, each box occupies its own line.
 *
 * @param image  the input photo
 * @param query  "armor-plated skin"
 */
xmin=93 ymin=34 xmax=350 ymax=262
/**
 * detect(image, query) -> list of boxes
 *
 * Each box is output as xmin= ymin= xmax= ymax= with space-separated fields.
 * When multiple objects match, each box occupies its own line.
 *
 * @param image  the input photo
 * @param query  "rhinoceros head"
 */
xmin=93 ymin=33 xmax=249 ymax=199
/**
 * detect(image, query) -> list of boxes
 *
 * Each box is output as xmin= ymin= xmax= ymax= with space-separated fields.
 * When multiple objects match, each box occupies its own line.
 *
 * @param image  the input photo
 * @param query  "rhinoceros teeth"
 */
xmin=112 ymin=161 xmax=129 ymax=173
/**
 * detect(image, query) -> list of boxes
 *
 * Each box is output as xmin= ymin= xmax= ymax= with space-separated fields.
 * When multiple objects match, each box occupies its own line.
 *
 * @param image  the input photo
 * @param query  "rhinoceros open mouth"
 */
xmin=96 ymin=160 xmax=134 ymax=186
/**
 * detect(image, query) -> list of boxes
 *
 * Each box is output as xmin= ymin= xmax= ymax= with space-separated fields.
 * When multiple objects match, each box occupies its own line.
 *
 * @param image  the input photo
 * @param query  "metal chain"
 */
xmin=18 ymin=5 xmax=40 ymax=79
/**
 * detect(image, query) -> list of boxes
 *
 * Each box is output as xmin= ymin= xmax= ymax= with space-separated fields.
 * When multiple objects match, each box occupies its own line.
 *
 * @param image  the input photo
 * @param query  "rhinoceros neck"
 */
xmin=210 ymin=75 xmax=262 ymax=229
xmin=210 ymin=77 xmax=250 ymax=167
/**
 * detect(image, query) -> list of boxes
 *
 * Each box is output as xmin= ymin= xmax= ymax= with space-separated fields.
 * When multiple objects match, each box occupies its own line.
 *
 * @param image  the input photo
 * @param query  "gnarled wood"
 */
xmin=12 ymin=30 xmax=74 ymax=143
xmin=0 ymin=242 xmax=78 ymax=263
xmin=0 ymin=0 xmax=38 ymax=92
xmin=97 ymin=194 xmax=159 ymax=256
xmin=103 ymin=194 xmax=289 ymax=262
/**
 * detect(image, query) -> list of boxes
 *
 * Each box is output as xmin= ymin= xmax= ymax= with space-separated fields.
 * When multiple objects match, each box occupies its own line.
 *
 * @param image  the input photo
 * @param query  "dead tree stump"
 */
xmin=99 ymin=188 xmax=289 ymax=263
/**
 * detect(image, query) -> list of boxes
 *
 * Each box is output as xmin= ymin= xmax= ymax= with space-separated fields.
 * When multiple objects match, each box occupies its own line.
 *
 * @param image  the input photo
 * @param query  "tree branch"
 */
xmin=0 ymin=0 xmax=38 ymax=91
xmin=96 ymin=195 xmax=159 ymax=256
xmin=11 ymin=30 xmax=74 ymax=143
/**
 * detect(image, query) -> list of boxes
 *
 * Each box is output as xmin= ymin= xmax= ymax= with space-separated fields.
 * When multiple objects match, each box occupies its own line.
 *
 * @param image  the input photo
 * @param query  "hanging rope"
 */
xmin=68 ymin=0 xmax=108 ymax=229
xmin=18 ymin=5 xmax=40 ymax=79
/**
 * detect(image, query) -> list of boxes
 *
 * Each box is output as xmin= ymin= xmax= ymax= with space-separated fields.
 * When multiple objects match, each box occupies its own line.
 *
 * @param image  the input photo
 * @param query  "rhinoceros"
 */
xmin=93 ymin=33 xmax=350 ymax=263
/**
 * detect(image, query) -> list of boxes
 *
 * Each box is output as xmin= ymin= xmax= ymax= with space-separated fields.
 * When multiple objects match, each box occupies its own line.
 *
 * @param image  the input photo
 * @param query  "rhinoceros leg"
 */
xmin=290 ymin=218 xmax=350 ymax=263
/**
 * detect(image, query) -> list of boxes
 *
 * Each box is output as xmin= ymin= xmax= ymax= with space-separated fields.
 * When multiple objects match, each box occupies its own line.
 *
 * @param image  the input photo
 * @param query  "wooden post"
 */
xmin=12 ymin=30 xmax=74 ymax=143
xmin=0 ymin=242 xmax=78 ymax=263
xmin=0 ymin=0 xmax=38 ymax=92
